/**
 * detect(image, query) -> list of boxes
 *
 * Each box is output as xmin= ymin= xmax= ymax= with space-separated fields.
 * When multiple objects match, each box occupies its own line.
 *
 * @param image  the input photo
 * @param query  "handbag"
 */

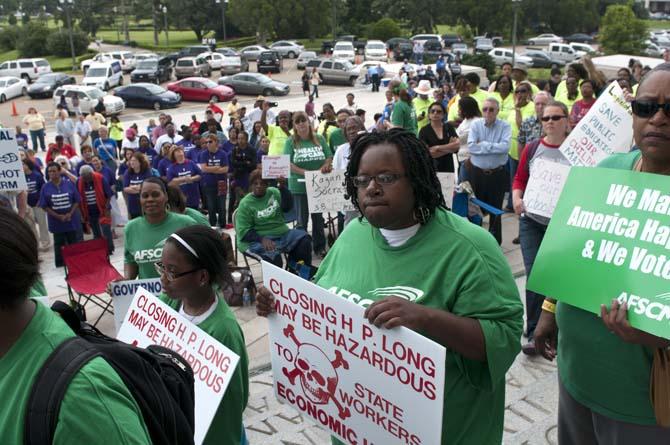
xmin=650 ymin=348 xmax=670 ymax=427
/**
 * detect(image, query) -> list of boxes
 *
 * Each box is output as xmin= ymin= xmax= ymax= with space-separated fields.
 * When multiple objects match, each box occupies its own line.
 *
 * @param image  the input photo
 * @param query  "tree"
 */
xmin=47 ymin=29 xmax=90 ymax=57
xmin=520 ymin=0 xmax=600 ymax=35
xmin=165 ymin=0 xmax=217 ymax=42
xmin=367 ymin=18 xmax=402 ymax=41
xmin=229 ymin=0 xmax=332 ymax=40
xmin=599 ymin=4 xmax=646 ymax=55
xmin=16 ymin=22 xmax=52 ymax=58
xmin=371 ymin=0 xmax=445 ymax=33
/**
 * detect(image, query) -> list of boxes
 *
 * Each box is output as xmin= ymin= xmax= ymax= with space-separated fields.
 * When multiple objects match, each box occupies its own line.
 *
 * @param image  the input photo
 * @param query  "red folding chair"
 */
xmin=62 ymin=238 xmax=123 ymax=327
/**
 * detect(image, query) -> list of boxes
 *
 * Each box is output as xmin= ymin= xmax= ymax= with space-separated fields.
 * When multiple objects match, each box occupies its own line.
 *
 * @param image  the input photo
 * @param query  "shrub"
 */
xmin=599 ymin=5 xmax=646 ymax=55
xmin=16 ymin=23 xmax=52 ymax=58
xmin=367 ymin=18 xmax=402 ymax=42
xmin=0 ymin=27 xmax=19 ymax=51
xmin=462 ymin=53 xmax=496 ymax=79
xmin=47 ymin=29 xmax=90 ymax=57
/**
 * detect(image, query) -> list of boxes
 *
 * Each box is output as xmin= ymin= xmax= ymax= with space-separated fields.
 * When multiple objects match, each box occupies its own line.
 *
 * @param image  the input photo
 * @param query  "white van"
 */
xmin=0 ymin=58 xmax=51 ymax=82
xmin=82 ymin=61 xmax=123 ymax=91
xmin=548 ymin=43 xmax=580 ymax=63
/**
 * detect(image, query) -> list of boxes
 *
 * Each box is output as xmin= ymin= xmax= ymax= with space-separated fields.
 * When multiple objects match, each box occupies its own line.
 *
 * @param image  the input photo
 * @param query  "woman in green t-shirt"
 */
xmin=390 ymin=83 xmax=418 ymax=134
xmin=257 ymin=129 xmax=523 ymax=444
xmin=284 ymin=111 xmax=333 ymax=257
xmin=157 ymin=225 xmax=249 ymax=445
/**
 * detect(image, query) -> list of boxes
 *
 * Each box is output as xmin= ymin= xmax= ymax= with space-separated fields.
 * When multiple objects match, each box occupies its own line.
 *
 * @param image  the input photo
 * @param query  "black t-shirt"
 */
xmin=419 ymin=123 xmax=458 ymax=172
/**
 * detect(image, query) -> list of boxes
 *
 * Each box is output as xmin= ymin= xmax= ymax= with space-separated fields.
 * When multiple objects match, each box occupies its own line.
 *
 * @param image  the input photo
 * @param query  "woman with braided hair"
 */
xmin=256 ymin=129 xmax=523 ymax=444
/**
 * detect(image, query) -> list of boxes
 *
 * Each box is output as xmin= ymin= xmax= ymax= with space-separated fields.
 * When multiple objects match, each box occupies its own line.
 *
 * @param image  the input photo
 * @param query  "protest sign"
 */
xmin=523 ymin=159 xmax=571 ymax=218
xmin=263 ymin=262 xmax=446 ymax=445
xmin=117 ymin=289 xmax=240 ymax=445
xmin=262 ymin=155 xmax=291 ymax=179
xmin=528 ymin=167 xmax=670 ymax=339
xmin=305 ymin=170 xmax=356 ymax=213
xmin=559 ymin=82 xmax=633 ymax=167
xmin=0 ymin=128 xmax=27 ymax=191
xmin=110 ymin=278 xmax=162 ymax=333
xmin=437 ymin=172 xmax=455 ymax=209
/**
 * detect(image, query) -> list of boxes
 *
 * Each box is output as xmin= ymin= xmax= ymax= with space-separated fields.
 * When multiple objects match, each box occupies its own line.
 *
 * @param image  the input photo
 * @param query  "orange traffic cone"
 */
xmin=11 ymin=102 xmax=18 ymax=117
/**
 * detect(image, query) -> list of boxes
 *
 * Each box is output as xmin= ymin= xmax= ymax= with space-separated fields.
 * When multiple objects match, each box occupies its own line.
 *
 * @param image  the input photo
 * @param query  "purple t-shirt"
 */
xmin=76 ymin=160 xmax=93 ymax=175
xmin=177 ymin=138 xmax=196 ymax=157
xmin=123 ymin=169 xmax=152 ymax=216
xmin=38 ymin=180 xmax=81 ymax=233
xmin=256 ymin=150 xmax=267 ymax=164
xmin=138 ymin=146 xmax=158 ymax=165
xmin=167 ymin=160 xmax=202 ymax=209
xmin=186 ymin=146 xmax=205 ymax=162
xmin=118 ymin=162 xmax=129 ymax=179
xmin=96 ymin=166 xmax=115 ymax=189
xmin=157 ymin=158 xmax=172 ymax=178
xmin=198 ymin=149 xmax=228 ymax=187
xmin=25 ymin=170 xmax=45 ymax=207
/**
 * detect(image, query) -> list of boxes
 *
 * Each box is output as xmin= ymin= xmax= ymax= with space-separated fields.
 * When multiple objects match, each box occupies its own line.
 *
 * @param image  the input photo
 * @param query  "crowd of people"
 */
xmin=2 ymin=51 xmax=670 ymax=445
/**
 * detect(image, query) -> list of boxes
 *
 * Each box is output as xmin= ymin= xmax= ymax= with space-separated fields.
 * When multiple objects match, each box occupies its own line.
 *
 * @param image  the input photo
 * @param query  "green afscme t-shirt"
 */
xmin=557 ymin=149 xmax=660 ymax=425
xmin=235 ymin=187 xmax=290 ymax=252
xmin=314 ymin=208 xmax=523 ymax=445
xmin=124 ymin=212 xmax=198 ymax=279
xmin=391 ymin=99 xmax=418 ymax=134
xmin=0 ymin=301 xmax=151 ymax=444
xmin=284 ymin=134 xmax=332 ymax=193
xmin=185 ymin=207 xmax=211 ymax=226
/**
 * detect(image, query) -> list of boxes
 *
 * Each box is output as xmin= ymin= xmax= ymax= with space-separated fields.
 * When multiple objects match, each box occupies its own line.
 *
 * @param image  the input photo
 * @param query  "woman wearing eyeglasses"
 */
xmin=419 ymin=102 xmax=460 ymax=174
xmin=256 ymin=129 xmax=522 ymax=444
xmin=511 ymin=101 xmax=571 ymax=356
xmin=123 ymin=177 xmax=197 ymax=280
xmin=197 ymin=134 xmax=230 ymax=229
xmin=156 ymin=225 xmax=249 ymax=445
xmin=505 ymin=81 xmax=536 ymax=212
xmin=534 ymin=64 xmax=670 ymax=443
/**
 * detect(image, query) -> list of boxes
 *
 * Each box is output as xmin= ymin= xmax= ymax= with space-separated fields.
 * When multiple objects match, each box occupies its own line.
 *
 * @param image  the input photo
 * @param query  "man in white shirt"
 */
xmin=247 ymin=95 xmax=275 ymax=130
xmin=74 ymin=114 xmax=91 ymax=147
xmin=154 ymin=122 xmax=183 ymax=149
xmin=343 ymin=93 xmax=358 ymax=113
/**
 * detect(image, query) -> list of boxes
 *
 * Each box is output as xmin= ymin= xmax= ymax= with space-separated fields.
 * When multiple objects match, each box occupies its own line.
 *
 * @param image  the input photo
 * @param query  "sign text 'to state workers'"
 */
xmin=263 ymin=262 xmax=446 ymax=445
xmin=528 ymin=166 xmax=670 ymax=339
xmin=117 ymin=288 xmax=240 ymax=445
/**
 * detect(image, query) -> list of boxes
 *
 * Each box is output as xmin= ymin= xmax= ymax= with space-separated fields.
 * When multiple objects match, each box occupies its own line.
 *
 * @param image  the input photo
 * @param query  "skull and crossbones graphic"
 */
xmin=281 ymin=323 xmax=351 ymax=420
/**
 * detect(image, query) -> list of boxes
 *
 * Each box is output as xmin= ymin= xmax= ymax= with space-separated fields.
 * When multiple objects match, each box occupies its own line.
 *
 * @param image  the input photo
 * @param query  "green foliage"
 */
xmin=371 ymin=0 xmax=445 ymax=33
xmin=462 ymin=53 xmax=496 ymax=78
xmin=0 ymin=27 xmax=20 ymax=51
xmin=520 ymin=0 xmax=600 ymax=36
xmin=16 ymin=22 xmax=52 ymax=58
xmin=20 ymin=14 xmax=30 ymax=25
xmin=455 ymin=20 xmax=474 ymax=41
xmin=367 ymin=18 xmax=402 ymax=41
xmin=599 ymin=4 xmax=647 ymax=55
xmin=8 ymin=15 xmax=17 ymax=26
xmin=47 ymin=29 xmax=90 ymax=57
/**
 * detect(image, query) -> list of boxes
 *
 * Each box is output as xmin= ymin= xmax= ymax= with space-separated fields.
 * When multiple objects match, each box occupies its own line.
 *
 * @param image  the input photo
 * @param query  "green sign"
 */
xmin=528 ymin=166 xmax=670 ymax=339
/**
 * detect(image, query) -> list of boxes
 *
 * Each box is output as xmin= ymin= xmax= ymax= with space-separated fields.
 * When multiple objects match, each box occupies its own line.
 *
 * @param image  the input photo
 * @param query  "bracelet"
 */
xmin=542 ymin=300 xmax=556 ymax=314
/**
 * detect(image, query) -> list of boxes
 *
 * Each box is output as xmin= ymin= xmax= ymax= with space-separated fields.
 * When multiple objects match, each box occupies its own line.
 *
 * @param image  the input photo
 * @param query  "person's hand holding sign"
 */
xmin=364 ymin=296 xmax=427 ymax=331
xmin=600 ymin=300 xmax=670 ymax=348
xmin=255 ymin=286 xmax=275 ymax=317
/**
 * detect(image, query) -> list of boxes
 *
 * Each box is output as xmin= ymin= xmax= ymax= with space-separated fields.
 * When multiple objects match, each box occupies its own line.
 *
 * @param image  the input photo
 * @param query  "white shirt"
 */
xmin=178 ymin=297 xmax=218 ymax=325
xmin=75 ymin=120 xmax=91 ymax=138
xmin=154 ymin=133 xmax=183 ymax=150
xmin=121 ymin=137 xmax=140 ymax=150
xmin=247 ymin=107 xmax=276 ymax=127
xmin=380 ymin=224 xmax=421 ymax=247
xmin=333 ymin=142 xmax=351 ymax=171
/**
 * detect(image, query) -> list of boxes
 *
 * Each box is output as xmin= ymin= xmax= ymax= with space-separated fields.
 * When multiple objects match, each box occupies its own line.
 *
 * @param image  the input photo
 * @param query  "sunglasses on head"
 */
xmin=541 ymin=115 xmax=566 ymax=122
xmin=631 ymin=100 xmax=670 ymax=118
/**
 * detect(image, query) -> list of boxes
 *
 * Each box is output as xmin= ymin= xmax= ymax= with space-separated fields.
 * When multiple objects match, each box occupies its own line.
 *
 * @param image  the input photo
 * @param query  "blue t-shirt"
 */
xmin=93 ymin=138 xmax=117 ymax=162
xmin=222 ymin=140 xmax=235 ymax=156
xmin=16 ymin=132 xmax=28 ymax=147
xmin=118 ymin=162 xmax=129 ymax=180
xmin=123 ymin=169 xmax=152 ymax=216
xmin=76 ymin=160 xmax=94 ymax=175
xmin=38 ymin=180 xmax=81 ymax=233
xmin=96 ymin=166 xmax=116 ymax=189
xmin=186 ymin=146 xmax=205 ymax=162
xmin=80 ymin=177 xmax=112 ymax=217
xmin=198 ymin=149 xmax=228 ymax=187
xmin=176 ymin=139 xmax=196 ymax=156
xmin=156 ymin=158 xmax=172 ymax=178
xmin=167 ymin=161 xmax=202 ymax=209
xmin=25 ymin=170 xmax=45 ymax=207
xmin=138 ymin=146 xmax=158 ymax=165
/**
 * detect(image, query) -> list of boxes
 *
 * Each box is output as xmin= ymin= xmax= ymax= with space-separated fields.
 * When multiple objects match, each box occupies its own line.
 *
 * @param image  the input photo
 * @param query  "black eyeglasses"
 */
xmin=631 ymin=100 xmax=670 ymax=118
xmin=429 ymin=109 xmax=444 ymax=114
xmin=541 ymin=115 xmax=566 ymax=122
xmin=352 ymin=173 xmax=404 ymax=188
xmin=154 ymin=261 xmax=200 ymax=282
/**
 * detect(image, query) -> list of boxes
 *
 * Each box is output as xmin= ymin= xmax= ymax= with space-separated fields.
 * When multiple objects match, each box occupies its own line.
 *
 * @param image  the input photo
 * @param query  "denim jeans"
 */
xmin=89 ymin=213 xmax=114 ymax=254
xmin=311 ymin=84 xmax=319 ymax=98
xmin=203 ymin=184 xmax=226 ymax=227
xmin=293 ymin=193 xmax=325 ymax=253
xmin=507 ymin=157 xmax=519 ymax=210
xmin=30 ymin=129 xmax=46 ymax=151
xmin=519 ymin=216 xmax=547 ymax=339
xmin=53 ymin=230 xmax=79 ymax=267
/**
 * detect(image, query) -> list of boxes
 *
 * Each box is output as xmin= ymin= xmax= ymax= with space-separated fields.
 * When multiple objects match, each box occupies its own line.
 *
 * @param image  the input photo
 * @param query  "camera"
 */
xmin=268 ymin=101 xmax=278 ymax=107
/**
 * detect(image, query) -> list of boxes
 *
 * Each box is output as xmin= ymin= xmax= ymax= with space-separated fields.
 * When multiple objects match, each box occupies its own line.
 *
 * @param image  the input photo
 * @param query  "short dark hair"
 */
xmin=636 ymin=62 xmax=670 ymax=91
xmin=249 ymin=168 xmax=265 ymax=186
xmin=0 ymin=207 xmax=39 ymax=309
xmin=458 ymin=96 xmax=481 ymax=119
xmin=550 ymin=67 xmax=562 ymax=76
xmin=495 ymin=74 xmax=513 ymax=93
xmin=166 ymin=184 xmax=186 ymax=213
xmin=355 ymin=109 xmax=366 ymax=117
xmin=464 ymin=72 xmax=480 ymax=86
xmin=501 ymin=62 xmax=512 ymax=69
xmin=140 ymin=176 xmax=168 ymax=196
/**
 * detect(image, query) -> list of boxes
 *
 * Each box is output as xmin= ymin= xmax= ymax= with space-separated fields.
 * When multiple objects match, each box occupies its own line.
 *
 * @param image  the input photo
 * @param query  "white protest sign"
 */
xmin=262 ymin=155 xmax=291 ymax=179
xmin=523 ymin=159 xmax=572 ymax=218
xmin=559 ymin=82 xmax=633 ymax=167
xmin=110 ymin=279 xmax=163 ymax=334
xmin=117 ymin=289 xmax=240 ymax=445
xmin=263 ymin=262 xmax=446 ymax=445
xmin=0 ymin=128 xmax=27 ymax=191
xmin=305 ymin=170 xmax=356 ymax=213
xmin=437 ymin=172 xmax=455 ymax=209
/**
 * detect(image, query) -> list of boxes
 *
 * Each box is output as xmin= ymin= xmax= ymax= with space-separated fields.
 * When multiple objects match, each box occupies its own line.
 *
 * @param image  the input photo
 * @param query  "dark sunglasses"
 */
xmin=631 ymin=100 xmax=670 ymax=118
xmin=541 ymin=115 xmax=566 ymax=122
xmin=429 ymin=108 xmax=444 ymax=114
xmin=482 ymin=107 xmax=497 ymax=112
xmin=515 ymin=89 xmax=529 ymax=94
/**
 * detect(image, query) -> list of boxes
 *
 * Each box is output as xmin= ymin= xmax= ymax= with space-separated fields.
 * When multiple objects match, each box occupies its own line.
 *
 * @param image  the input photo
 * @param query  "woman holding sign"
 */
xmin=157 ymin=225 xmax=249 ymax=445
xmin=257 ymin=129 xmax=523 ymax=444
xmin=512 ymin=101 xmax=571 ymax=355
xmin=534 ymin=64 xmax=670 ymax=443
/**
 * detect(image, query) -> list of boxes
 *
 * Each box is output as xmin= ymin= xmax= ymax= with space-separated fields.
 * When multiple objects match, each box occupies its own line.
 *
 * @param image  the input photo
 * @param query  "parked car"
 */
xmin=474 ymin=38 xmax=494 ymax=54
xmin=198 ymin=52 xmax=226 ymax=70
xmin=81 ymin=53 xmax=115 ymax=73
xmin=364 ymin=40 xmax=387 ymax=61
xmin=332 ymin=41 xmax=356 ymax=63
xmin=522 ymin=50 xmax=565 ymax=68
xmin=322 ymin=35 xmax=366 ymax=55
xmin=393 ymin=42 xmax=414 ymax=61
xmin=644 ymin=40 xmax=663 ymax=58
xmin=240 ymin=45 xmax=269 ymax=61
xmin=547 ymin=43 xmax=581 ymax=63
xmin=652 ymin=33 xmax=670 ymax=49
xmin=130 ymin=57 xmax=173 ymax=84
xmin=0 ymin=76 xmax=27 ymax=102
xmin=167 ymin=77 xmax=234 ymax=102
xmin=218 ymin=72 xmax=290 ymax=96
xmin=216 ymin=49 xmax=249 ymax=74
xmin=174 ymin=57 xmax=211 ymax=80
xmin=488 ymin=48 xmax=533 ymax=68
xmin=113 ymin=83 xmax=181 ymax=110
xmin=411 ymin=34 xmax=442 ymax=46
xmin=0 ymin=58 xmax=51 ymax=83
xmin=305 ymin=58 xmax=358 ymax=86
xmin=27 ymin=73 xmax=75 ymax=98
xmin=451 ymin=43 xmax=469 ymax=57
xmin=386 ymin=37 xmax=411 ymax=51
xmin=474 ymin=34 xmax=503 ymax=47
xmin=168 ymin=45 xmax=213 ymax=63
xmin=257 ymin=50 xmax=283 ymax=74
xmin=422 ymin=40 xmax=447 ymax=63
xmin=569 ymin=43 xmax=598 ymax=56
xmin=82 ymin=61 xmax=123 ymax=91
xmin=134 ymin=53 xmax=159 ymax=63
xmin=53 ymin=85 xmax=125 ymax=115
xmin=442 ymin=34 xmax=463 ymax=48
xmin=528 ymin=33 xmax=564 ymax=46
xmin=297 ymin=51 xmax=317 ymax=69
xmin=108 ymin=51 xmax=136 ymax=73
xmin=564 ymin=33 xmax=595 ymax=43
xmin=269 ymin=40 xmax=305 ymax=59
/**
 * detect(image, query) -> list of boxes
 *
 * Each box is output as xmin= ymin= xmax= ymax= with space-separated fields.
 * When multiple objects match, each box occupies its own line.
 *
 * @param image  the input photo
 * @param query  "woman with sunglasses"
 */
xmin=534 ymin=64 xmax=670 ymax=443
xmin=418 ymin=102 xmax=460 ymax=174
xmin=285 ymin=111 xmax=333 ymax=258
xmin=123 ymin=177 xmax=197 ymax=280
xmin=198 ymin=134 xmax=229 ymax=229
xmin=256 ymin=129 xmax=523 ymax=445
xmin=512 ymin=101 xmax=571 ymax=356
xmin=157 ymin=225 xmax=248 ymax=444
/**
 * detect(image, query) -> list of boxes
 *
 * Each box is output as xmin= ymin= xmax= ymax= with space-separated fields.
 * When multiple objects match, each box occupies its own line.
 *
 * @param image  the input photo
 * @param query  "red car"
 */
xmin=166 ymin=77 xmax=235 ymax=102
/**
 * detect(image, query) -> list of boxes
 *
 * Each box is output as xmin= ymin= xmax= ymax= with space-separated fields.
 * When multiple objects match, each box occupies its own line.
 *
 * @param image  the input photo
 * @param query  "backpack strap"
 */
xmin=24 ymin=337 xmax=100 ymax=445
xmin=522 ymin=138 xmax=542 ymax=179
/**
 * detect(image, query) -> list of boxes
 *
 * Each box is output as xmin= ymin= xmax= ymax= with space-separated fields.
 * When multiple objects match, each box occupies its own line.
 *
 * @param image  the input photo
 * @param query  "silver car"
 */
xmin=297 ymin=51 xmax=317 ymax=69
xmin=174 ymin=57 xmax=211 ymax=80
xmin=305 ymin=58 xmax=358 ymax=86
xmin=269 ymin=40 xmax=305 ymax=59
xmin=240 ymin=45 xmax=269 ymax=61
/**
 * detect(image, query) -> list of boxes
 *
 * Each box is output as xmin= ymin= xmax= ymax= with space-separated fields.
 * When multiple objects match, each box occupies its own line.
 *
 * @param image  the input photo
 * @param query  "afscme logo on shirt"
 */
xmin=328 ymin=285 xmax=425 ymax=308
xmin=134 ymin=248 xmax=163 ymax=262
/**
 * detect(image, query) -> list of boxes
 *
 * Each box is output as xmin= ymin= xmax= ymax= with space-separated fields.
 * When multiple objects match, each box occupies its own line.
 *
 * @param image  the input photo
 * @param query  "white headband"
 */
xmin=170 ymin=234 xmax=199 ymax=258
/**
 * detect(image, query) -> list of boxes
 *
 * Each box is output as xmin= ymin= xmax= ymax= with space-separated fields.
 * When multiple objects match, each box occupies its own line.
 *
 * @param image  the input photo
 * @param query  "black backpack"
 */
xmin=24 ymin=301 xmax=196 ymax=445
